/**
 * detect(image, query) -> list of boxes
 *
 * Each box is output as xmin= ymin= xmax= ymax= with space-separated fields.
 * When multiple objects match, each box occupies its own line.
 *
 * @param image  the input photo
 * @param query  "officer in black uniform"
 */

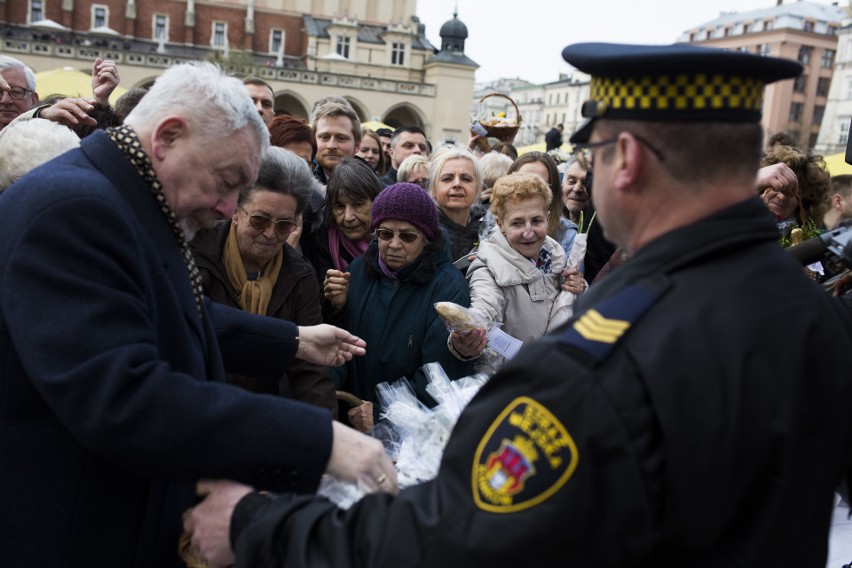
xmin=186 ymin=43 xmax=852 ymax=567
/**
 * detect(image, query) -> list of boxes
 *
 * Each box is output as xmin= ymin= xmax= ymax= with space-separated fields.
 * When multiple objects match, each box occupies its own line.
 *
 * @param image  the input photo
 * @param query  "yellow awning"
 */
xmin=822 ymin=151 xmax=852 ymax=176
xmin=515 ymin=142 xmax=571 ymax=155
xmin=34 ymin=67 xmax=127 ymax=105
xmin=360 ymin=120 xmax=392 ymax=132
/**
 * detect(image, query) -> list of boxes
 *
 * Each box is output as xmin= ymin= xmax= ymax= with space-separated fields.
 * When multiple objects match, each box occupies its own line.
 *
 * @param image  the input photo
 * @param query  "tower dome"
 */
xmin=439 ymin=12 xmax=468 ymax=52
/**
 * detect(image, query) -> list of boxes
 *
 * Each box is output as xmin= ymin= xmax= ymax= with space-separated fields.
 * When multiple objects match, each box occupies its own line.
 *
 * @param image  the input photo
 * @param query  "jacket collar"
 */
xmin=476 ymin=229 xmax=566 ymax=286
xmin=79 ymin=131 xmax=206 ymax=344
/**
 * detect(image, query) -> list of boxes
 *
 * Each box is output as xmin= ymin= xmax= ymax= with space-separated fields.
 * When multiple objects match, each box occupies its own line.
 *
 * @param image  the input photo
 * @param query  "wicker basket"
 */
xmin=477 ymin=93 xmax=522 ymax=144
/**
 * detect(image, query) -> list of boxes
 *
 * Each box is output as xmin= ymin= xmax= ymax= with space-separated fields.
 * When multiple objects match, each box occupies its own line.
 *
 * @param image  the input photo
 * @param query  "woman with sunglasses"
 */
xmin=331 ymin=182 xmax=474 ymax=432
xmin=191 ymin=146 xmax=337 ymax=415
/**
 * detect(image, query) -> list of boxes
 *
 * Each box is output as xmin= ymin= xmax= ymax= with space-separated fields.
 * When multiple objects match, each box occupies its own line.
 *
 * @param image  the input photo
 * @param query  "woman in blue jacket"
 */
xmin=333 ymin=183 xmax=474 ymax=431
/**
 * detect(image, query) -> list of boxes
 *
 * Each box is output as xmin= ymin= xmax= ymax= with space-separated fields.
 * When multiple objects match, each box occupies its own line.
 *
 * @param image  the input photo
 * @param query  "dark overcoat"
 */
xmin=0 ymin=132 xmax=332 ymax=568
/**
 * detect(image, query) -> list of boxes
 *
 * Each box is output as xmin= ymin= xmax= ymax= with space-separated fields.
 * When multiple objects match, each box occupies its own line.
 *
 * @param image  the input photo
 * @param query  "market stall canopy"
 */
xmin=515 ymin=142 xmax=570 ymax=155
xmin=34 ymin=67 xmax=127 ymax=105
xmin=361 ymin=120 xmax=392 ymax=132
xmin=822 ymin=152 xmax=852 ymax=176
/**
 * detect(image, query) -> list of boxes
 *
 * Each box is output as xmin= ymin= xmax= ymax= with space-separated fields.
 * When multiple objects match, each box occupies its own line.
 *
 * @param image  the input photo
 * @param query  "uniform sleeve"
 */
xmin=230 ymin=338 xmax=659 ymax=566
xmin=1 ymin=194 xmax=330 ymax=492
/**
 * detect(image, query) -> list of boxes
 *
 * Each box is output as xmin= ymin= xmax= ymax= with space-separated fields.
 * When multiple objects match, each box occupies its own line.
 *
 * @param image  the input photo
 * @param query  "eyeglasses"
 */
xmin=2 ymin=87 xmax=34 ymax=101
xmin=574 ymin=133 xmax=666 ymax=162
xmin=374 ymin=228 xmax=421 ymax=244
xmin=241 ymin=207 xmax=297 ymax=235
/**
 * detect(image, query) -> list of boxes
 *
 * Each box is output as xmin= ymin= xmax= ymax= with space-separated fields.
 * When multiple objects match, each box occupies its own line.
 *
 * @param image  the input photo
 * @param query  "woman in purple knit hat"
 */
xmin=330 ymin=182 xmax=474 ymax=432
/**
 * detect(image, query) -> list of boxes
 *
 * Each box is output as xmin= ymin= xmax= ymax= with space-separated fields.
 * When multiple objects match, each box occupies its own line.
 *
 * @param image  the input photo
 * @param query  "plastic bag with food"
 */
xmin=434 ymin=301 xmax=490 ymax=333
xmin=317 ymin=363 xmax=489 ymax=508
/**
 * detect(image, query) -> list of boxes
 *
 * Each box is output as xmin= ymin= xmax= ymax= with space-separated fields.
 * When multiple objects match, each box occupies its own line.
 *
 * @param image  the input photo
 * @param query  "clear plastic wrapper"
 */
xmin=434 ymin=301 xmax=490 ymax=334
xmin=548 ymin=232 xmax=589 ymax=331
xmin=317 ymin=363 xmax=489 ymax=508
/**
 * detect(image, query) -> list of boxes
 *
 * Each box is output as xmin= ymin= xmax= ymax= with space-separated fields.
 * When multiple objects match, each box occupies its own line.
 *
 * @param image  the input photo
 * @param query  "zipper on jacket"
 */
xmin=408 ymin=331 xmax=413 ymax=348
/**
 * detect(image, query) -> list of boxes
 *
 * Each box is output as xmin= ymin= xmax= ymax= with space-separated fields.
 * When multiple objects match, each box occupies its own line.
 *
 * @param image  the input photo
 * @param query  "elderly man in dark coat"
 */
xmin=0 ymin=61 xmax=395 ymax=568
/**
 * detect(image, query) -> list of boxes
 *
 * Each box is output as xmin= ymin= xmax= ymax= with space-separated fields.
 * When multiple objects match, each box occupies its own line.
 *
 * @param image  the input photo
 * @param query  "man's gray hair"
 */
xmin=0 ymin=118 xmax=80 ymax=191
xmin=238 ymin=146 xmax=320 ymax=215
xmin=0 ymin=56 xmax=36 ymax=92
xmin=124 ymin=61 xmax=268 ymax=152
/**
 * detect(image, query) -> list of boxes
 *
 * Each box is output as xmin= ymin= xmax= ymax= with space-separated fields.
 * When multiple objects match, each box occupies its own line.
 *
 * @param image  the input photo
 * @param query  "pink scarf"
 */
xmin=328 ymin=225 xmax=368 ymax=271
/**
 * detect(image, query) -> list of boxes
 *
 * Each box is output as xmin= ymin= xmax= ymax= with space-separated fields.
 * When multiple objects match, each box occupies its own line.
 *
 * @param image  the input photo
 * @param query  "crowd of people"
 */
xmin=2 ymin=40 xmax=852 ymax=567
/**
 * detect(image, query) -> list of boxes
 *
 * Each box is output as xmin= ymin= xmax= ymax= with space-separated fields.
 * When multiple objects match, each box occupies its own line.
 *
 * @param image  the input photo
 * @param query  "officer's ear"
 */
xmin=611 ymin=132 xmax=645 ymax=194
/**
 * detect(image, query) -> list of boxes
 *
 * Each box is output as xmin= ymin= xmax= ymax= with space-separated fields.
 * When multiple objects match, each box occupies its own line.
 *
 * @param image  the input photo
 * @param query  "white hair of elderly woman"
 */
xmin=0 ymin=118 xmax=80 ymax=191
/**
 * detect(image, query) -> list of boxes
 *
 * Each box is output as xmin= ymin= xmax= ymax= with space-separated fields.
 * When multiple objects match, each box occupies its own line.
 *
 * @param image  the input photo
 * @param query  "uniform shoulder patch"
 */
xmin=558 ymin=283 xmax=662 ymax=363
xmin=472 ymin=397 xmax=578 ymax=513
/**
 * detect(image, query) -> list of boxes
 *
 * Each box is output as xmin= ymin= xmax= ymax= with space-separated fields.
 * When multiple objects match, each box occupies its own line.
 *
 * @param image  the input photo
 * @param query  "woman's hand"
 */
xmin=324 ymin=269 xmax=351 ymax=312
xmin=450 ymin=328 xmax=487 ymax=359
xmin=347 ymin=401 xmax=374 ymax=433
xmin=561 ymin=267 xmax=587 ymax=295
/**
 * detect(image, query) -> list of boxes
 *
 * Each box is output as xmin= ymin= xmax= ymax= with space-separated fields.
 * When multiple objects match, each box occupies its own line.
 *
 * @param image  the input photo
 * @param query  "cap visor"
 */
xmin=569 ymin=118 xmax=595 ymax=144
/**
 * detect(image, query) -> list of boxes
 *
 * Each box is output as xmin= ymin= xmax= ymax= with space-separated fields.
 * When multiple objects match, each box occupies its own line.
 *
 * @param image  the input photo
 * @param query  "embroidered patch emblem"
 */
xmin=472 ymin=397 xmax=578 ymax=513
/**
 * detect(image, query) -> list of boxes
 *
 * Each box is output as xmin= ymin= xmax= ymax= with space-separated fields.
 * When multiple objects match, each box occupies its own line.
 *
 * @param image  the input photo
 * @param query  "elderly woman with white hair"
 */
xmin=428 ymin=146 xmax=487 ymax=264
xmin=396 ymin=154 xmax=430 ymax=189
xmin=191 ymin=146 xmax=337 ymax=415
xmin=0 ymin=117 xmax=80 ymax=191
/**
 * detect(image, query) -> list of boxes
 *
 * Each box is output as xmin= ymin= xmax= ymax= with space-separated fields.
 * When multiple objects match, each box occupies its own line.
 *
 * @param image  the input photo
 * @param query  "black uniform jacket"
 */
xmin=230 ymin=198 xmax=852 ymax=567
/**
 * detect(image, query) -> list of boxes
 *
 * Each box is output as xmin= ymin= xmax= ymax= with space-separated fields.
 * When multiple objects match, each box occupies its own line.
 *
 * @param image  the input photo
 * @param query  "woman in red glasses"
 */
xmin=331 ymin=182 xmax=474 ymax=432
xmin=191 ymin=146 xmax=337 ymax=415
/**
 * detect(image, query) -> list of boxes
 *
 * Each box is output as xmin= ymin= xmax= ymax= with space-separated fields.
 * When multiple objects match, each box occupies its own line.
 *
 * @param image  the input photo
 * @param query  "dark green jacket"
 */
xmin=332 ymin=229 xmax=474 ymax=409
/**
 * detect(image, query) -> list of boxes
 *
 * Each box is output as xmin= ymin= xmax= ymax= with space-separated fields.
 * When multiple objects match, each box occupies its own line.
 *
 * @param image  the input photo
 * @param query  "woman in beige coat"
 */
xmin=449 ymin=173 xmax=585 ymax=364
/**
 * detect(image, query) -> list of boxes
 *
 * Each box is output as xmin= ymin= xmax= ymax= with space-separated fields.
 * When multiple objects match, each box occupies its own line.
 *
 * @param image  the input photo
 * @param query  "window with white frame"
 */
xmin=391 ymin=42 xmax=405 ymax=65
xmin=153 ymin=14 xmax=168 ymax=40
xmin=822 ymin=49 xmax=835 ymax=69
xmin=29 ymin=0 xmax=43 ymax=23
xmin=212 ymin=21 xmax=227 ymax=47
xmin=92 ymin=5 xmax=108 ymax=29
xmin=336 ymin=36 xmax=351 ymax=58
xmin=269 ymin=29 xmax=284 ymax=54
xmin=839 ymin=119 xmax=849 ymax=146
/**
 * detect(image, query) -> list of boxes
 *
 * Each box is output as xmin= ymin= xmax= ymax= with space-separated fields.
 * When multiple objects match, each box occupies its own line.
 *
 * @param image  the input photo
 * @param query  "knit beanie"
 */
xmin=371 ymin=182 xmax=439 ymax=240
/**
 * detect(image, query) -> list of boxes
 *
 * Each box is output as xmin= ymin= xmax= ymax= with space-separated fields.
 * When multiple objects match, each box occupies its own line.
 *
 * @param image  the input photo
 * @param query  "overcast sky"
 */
xmin=415 ymin=0 xmax=846 ymax=85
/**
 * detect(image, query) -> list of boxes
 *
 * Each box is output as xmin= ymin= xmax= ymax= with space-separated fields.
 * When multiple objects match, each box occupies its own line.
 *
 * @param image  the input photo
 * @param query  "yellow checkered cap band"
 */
xmin=587 ymin=73 xmax=765 ymax=120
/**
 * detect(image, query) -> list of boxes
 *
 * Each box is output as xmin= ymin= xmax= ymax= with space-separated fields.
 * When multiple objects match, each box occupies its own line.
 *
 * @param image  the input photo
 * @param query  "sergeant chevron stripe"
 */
xmin=557 ymin=282 xmax=665 ymax=363
xmin=573 ymin=310 xmax=630 ymax=343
